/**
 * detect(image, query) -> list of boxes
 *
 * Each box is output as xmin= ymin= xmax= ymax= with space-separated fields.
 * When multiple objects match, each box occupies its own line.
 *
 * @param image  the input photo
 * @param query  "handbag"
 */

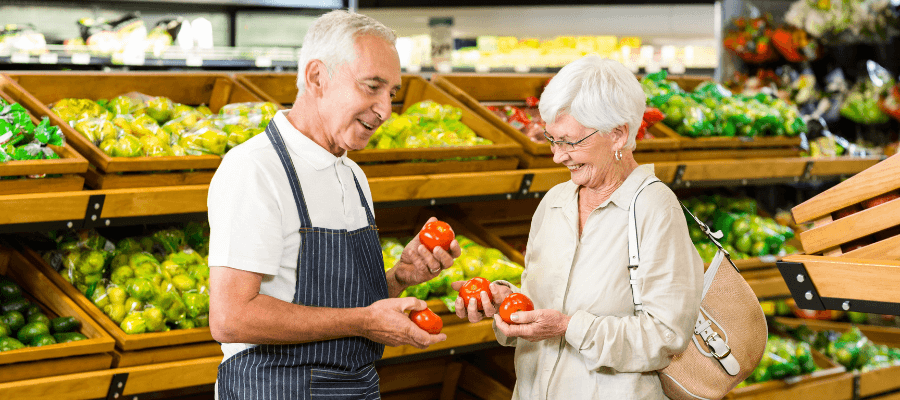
xmin=627 ymin=178 xmax=767 ymax=400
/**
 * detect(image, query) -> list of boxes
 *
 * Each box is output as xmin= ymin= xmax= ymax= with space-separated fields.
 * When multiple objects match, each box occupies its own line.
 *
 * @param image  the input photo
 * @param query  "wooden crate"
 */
xmin=649 ymin=118 xmax=802 ymax=161
xmin=0 ymin=82 xmax=88 ymax=195
xmin=236 ymin=72 xmax=524 ymax=177
xmin=431 ymin=73 xmax=683 ymax=169
xmin=791 ymin=153 xmax=900 ymax=259
xmin=775 ymin=318 xmax=900 ymax=398
xmin=728 ymin=335 xmax=845 ymax=399
xmin=0 ymin=72 xmax=266 ymax=189
xmin=0 ymin=246 xmax=115 ymax=383
xmin=14 ymin=244 xmax=219 ymax=364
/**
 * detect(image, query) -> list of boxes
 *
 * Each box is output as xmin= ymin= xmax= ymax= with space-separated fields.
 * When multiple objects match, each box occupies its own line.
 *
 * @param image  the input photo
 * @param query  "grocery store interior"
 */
xmin=1 ymin=0 xmax=899 ymax=398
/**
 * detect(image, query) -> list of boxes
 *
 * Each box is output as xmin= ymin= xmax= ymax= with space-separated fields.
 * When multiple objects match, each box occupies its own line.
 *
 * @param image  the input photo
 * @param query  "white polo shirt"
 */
xmin=207 ymin=110 xmax=375 ymax=362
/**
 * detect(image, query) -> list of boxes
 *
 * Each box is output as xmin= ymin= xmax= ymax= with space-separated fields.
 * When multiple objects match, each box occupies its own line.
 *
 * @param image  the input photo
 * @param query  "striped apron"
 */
xmin=217 ymin=121 xmax=389 ymax=400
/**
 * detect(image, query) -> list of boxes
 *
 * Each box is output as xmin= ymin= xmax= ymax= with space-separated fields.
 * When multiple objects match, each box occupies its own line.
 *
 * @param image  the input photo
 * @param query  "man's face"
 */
xmin=321 ymin=34 xmax=402 ymax=152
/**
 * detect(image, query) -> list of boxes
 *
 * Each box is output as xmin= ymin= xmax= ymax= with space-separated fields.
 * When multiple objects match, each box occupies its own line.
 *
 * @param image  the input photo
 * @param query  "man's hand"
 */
xmin=493 ymin=309 xmax=571 ymax=342
xmin=391 ymin=217 xmax=462 ymax=290
xmin=360 ymin=297 xmax=447 ymax=349
xmin=452 ymin=281 xmax=513 ymax=323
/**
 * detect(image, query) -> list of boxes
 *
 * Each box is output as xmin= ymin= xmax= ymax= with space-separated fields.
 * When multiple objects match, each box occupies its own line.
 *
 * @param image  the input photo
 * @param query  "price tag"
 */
xmin=122 ymin=52 xmax=145 ymax=66
xmin=406 ymin=64 xmax=422 ymax=73
xmin=758 ymin=255 xmax=777 ymax=263
xmin=71 ymin=53 xmax=91 ymax=65
xmin=10 ymin=53 xmax=30 ymax=63
xmin=255 ymin=57 xmax=272 ymax=68
xmin=514 ymin=64 xmax=530 ymax=73
xmin=474 ymin=64 xmax=490 ymax=73
xmin=186 ymin=55 xmax=203 ymax=67
xmin=39 ymin=53 xmax=58 ymax=64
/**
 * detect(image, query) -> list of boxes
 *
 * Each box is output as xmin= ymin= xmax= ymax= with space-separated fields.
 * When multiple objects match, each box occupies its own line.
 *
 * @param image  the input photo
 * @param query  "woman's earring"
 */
xmin=614 ymin=150 xmax=622 ymax=161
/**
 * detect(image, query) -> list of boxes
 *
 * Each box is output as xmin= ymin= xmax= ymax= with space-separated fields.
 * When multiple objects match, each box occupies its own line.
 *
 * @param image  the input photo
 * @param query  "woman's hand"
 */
xmin=451 ymin=281 xmax=513 ymax=323
xmin=493 ymin=309 xmax=571 ymax=342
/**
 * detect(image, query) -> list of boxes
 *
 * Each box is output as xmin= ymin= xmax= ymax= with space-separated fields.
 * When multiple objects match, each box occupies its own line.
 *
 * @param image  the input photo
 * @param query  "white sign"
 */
xmin=39 ymin=53 xmax=58 ymax=64
xmin=71 ymin=53 xmax=91 ymax=65
xmin=10 ymin=53 xmax=30 ymax=63
xmin=254 ymin=57 xmax=272 ymax=68
xmin=186 ymin=55 xmax=203 ymax=67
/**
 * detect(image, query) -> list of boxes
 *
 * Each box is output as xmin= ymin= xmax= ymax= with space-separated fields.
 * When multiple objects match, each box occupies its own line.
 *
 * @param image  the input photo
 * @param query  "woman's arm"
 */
xmin=565 ymin=200 xmax=704 ymax=372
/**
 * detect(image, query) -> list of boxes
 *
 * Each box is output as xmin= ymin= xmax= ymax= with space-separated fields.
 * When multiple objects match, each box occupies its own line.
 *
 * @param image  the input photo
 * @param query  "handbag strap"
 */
xmin=627 ymin=183 xmax=742 ymax=376
xmin=626 ymin=177 xmax=663 ymax=313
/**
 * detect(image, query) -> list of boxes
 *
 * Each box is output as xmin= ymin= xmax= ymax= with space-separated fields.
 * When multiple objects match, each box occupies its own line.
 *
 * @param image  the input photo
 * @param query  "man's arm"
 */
xmin=209 ymin=266 xmax=445 ymax=348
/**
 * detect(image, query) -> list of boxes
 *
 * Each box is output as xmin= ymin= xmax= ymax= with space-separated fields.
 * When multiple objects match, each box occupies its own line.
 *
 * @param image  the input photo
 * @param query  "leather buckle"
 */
xmin=704 ymin=332 xmax=732 ymax=359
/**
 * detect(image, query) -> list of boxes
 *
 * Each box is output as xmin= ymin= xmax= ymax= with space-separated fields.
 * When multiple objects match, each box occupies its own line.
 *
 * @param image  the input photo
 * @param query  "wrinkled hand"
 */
xmin=452 ymin=281 xmax=513 ymax=323
xmin=493 ymin=309 xmax=570 ymax=342
xmin=393 ymin=217 xmax=462 ymax=287
xmin=360 ymin=297 xmax=446 ymax=349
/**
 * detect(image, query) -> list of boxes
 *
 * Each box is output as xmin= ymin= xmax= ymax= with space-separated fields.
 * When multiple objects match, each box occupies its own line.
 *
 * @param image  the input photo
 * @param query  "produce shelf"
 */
xmin=0 ymin=156 xmax=879 ymax=233
xmin=0 ymin=45 xmax=298 ymax=69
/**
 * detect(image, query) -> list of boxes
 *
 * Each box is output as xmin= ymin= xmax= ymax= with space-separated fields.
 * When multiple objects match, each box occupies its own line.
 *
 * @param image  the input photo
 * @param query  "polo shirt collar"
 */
xmin=549 ymin=164 xmax=656 ymax=211
xmin=273 ymin=110 xmax=346 ymax=171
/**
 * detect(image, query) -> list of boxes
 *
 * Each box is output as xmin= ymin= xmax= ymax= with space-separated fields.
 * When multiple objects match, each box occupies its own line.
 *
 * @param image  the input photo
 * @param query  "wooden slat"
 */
xmin=98 ymin=185 xmax=209 ymax=219
xmin=382 ymin=319 xmax=496 ymax=359
xmin=678 ymin=148 xmax=801 ymax=161
xmin=0 ymin=175 xmax=84 ymax=196
xmin=370 ymin=170 xmax=528 ymax=203
xmin=360 ymin=157 xmax=519 ymax=178
xmin=810 ymin=157 xmax=881 ymax=177
xmin=842 ymin=234 xmax=900 ymax=260
xmin=781 ymin=255 xmax=900 ymax=304
xmin=0 ymin=145 xmax=88 ymax=177
xmin=113 ymin=341 xmax=223 ymax=368
xmin=440 ymin=362 xmax=464 ymax=400
xmin=382 ymin=386 xmax=443 ymax=400
xmin=860 ymin=365 xmax=900 ymax=398
xmin=0 ymin=353 xmax=111 ymax=384
xmin=681 ymin=158 xmax=807 ymax=181
xmin=792 ymin=154 xmax=900 ymax=224
xmin=798 ymin=197 xmax=900 ymax=254
xmin=378 ymin=358 xmax=448 ymax=393
xmin=457 ymin=362 xmax=514 ymax=400
xmin=84 ymin=167 xmax=216 ymax=189
xmin=747 ymin=276 xmax=790 ymax=299
xmin=529 ymin=168 xmax=570 ymax=192
xmin=0 ymin=189 xmax=89 ymax=225
xmin=727 ymin=372 xmax=852 ymax=400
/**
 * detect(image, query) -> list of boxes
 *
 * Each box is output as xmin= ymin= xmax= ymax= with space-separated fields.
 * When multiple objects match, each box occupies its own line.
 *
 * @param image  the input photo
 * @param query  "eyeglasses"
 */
xmin=543 ymin=129 xmax=600 ymax=152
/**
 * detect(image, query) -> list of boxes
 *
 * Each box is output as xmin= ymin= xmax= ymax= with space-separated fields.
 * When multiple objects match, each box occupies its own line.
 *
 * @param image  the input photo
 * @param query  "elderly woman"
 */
xmin=454 ymin=56 xmax=704 ymax=399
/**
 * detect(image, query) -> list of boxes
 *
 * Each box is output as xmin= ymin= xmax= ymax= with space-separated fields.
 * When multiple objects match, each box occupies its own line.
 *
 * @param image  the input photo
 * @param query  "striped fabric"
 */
xmin=217 ymin=122 xmax=388 ymax=400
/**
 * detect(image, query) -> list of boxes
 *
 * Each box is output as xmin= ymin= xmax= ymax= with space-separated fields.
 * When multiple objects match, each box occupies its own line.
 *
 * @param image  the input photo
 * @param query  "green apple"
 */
xmin=145 ymin=96 xmax=174 ymax=124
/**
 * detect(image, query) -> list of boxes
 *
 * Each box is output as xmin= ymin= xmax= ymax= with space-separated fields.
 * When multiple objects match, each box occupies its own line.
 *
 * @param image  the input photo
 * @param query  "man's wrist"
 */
xmin=386 ymin=267 xmax=410 ymax=296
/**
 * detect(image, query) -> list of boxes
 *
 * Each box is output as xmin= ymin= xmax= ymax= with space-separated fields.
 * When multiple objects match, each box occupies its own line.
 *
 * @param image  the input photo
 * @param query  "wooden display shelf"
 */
xmin=0 ymin=355 xmax=222 ymax=399
xmin=238 ymin=72 xmax=524 ymax=176
xmin=780 ymin=255 xmax=900 ymax=310
xmin=729 ymin=337 xmax=845 ymax=399
xmin=15 ymin=245 xmax=214 ymax=353
xmin=0 ymin=72 xmax=265 ymax=189
xmin=0 ymin=83 xmax=89 ymax=196
xmin=430 ymin=73 xmax=683 ymax=168
xmin=0 ymin=246 xmax=115 ymax=383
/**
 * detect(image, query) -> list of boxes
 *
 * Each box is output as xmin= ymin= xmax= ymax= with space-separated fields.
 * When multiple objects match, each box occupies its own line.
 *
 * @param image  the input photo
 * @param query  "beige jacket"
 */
xmin=494 ymin=165 xmax=704 ymax=399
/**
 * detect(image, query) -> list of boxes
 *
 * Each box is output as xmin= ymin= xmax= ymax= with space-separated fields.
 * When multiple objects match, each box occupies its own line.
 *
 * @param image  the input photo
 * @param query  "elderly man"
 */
xmin=208 ymin=10 xmax=459 ymax=399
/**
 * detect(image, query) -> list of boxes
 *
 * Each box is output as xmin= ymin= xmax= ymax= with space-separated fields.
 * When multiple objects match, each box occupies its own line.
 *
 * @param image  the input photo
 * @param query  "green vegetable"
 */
xmin=17 ymin=321 xmax=50 ymax=344
xmin=50 ymin=316 xmax=81 ymax=333
xmin=1 ymin=298 xmax=31 ymax=315
xmin=0 ymin=279 xmax=23 ymax=302
xmin=2 ymin=311 xmax=25 ymax=334
xmin=31 ymin=333 xmax=57 ymax=347
xmin=0 ymin=337 xmax=25 ymax=352
xmin=53 ymin=332 xmax=88 ymax=343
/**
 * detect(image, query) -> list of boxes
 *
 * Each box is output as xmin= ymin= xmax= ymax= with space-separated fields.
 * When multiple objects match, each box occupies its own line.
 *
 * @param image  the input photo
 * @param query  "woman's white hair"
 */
xmin=539 ymin=55 xmax=646 ymax=151
xmin=296 ymin=10 xmax=397 ymax=94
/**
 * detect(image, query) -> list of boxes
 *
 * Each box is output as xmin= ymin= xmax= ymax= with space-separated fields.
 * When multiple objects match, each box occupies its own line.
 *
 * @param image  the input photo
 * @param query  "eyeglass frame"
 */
xmin=542 ymin=128 xmax=600 ymax=152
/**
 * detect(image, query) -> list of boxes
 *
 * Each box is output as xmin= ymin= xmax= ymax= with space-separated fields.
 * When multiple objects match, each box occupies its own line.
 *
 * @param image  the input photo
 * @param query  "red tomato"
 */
xmin=409 ymin=308 xmax=443 ymax=334
xmin=498 ymin=293 xmax=535 ymax=325
xmin=418 ymin=221 xmax=454 ymax=252
xmin=459 ymin=277 xmax=493 ymax=311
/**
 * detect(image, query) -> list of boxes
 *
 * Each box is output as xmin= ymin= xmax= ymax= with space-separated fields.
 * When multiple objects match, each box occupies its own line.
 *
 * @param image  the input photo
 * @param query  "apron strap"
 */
xmin=351 ymin=174 xmax=376 ymax=227
xmin=264 ymin=121 xmax=313 ymax=228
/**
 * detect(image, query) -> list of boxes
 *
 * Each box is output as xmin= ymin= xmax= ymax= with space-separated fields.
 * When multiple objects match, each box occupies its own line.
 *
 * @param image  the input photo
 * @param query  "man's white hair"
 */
xmin=539 ymin=55 xmax=646 ymax=151
xmin=296 ymin=10 xmax=397 ymax=95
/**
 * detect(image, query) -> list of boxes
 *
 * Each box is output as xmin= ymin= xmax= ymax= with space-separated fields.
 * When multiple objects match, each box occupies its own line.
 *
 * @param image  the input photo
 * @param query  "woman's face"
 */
xmin=546 ymin=113 xmax=626 ymax=190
